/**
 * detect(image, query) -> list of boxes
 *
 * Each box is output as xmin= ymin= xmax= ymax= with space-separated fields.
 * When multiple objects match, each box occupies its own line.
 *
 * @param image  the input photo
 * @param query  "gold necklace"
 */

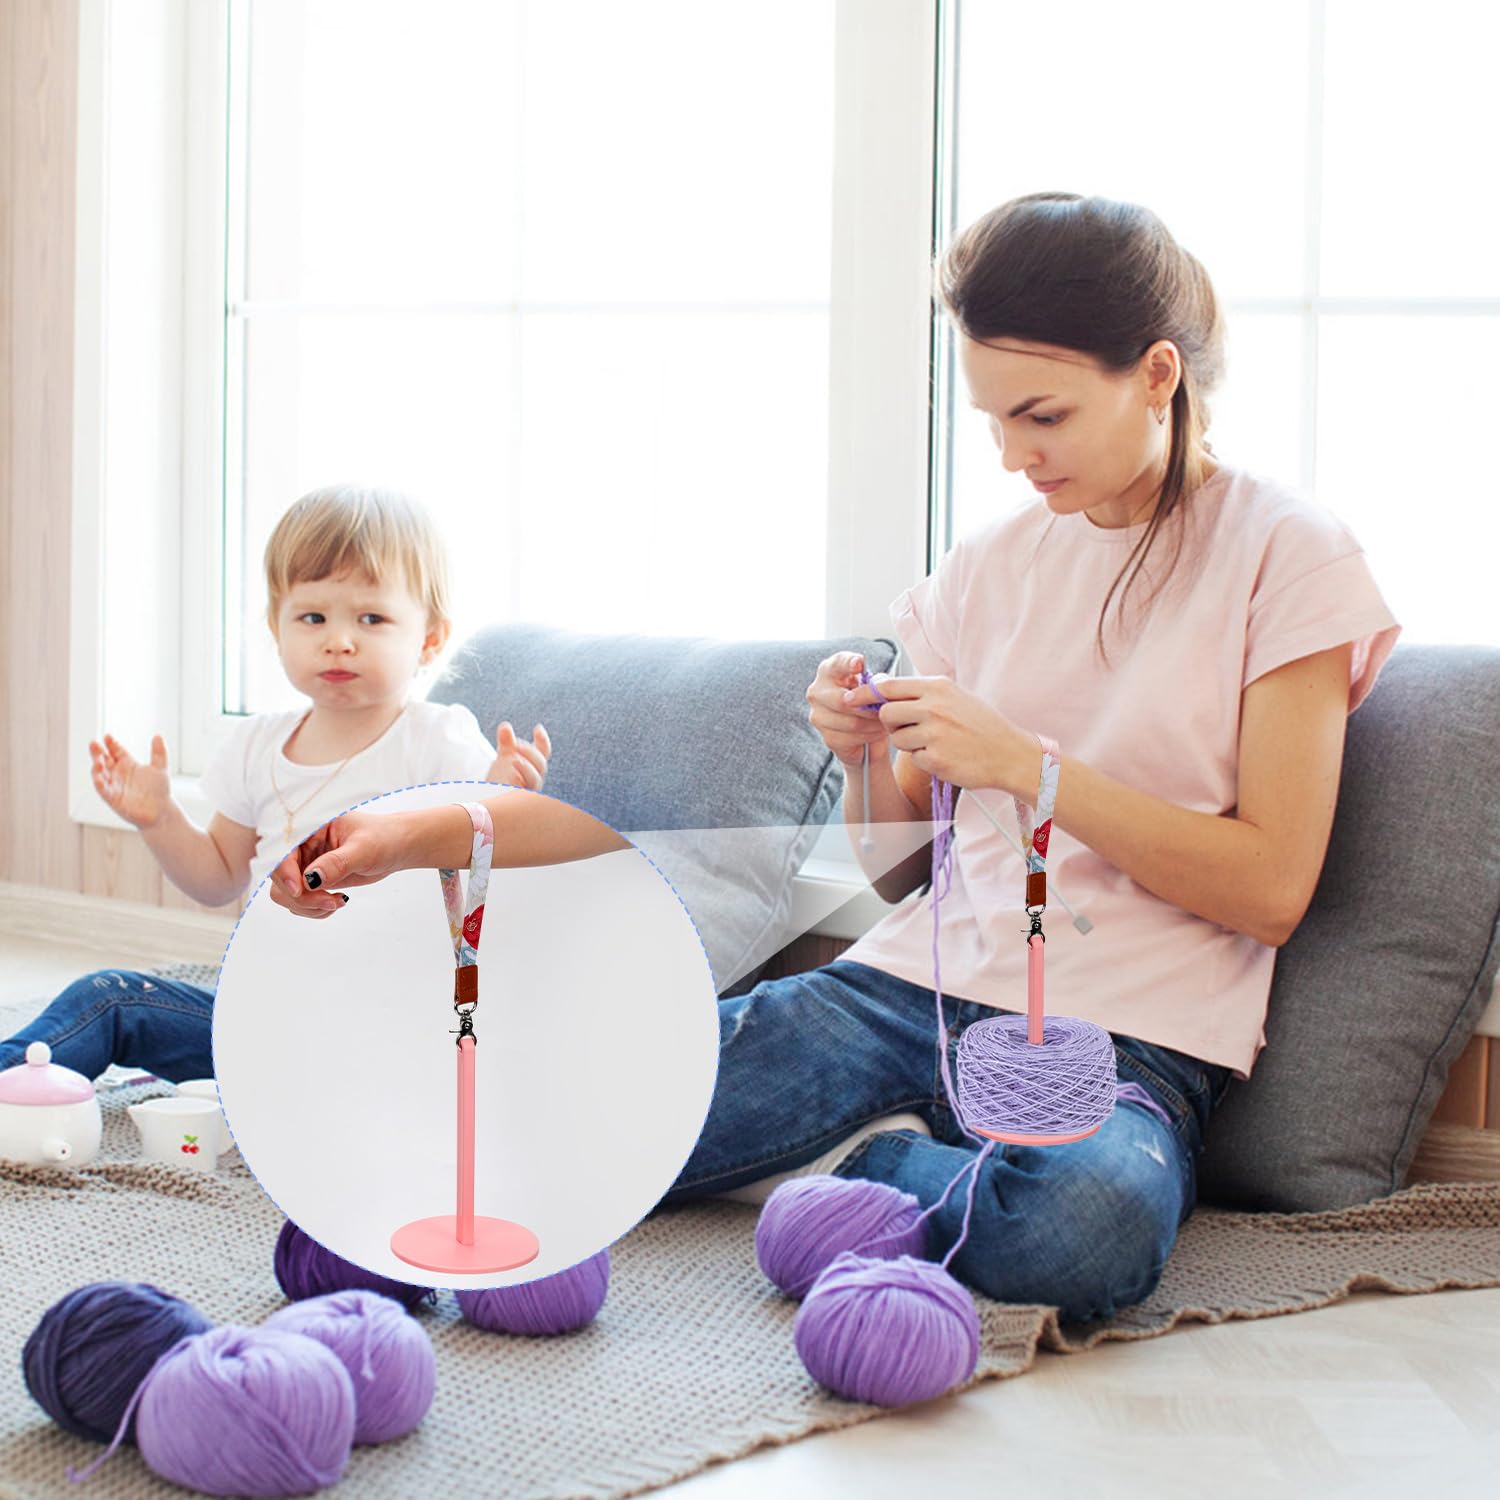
xmin=268 ymin=705 xmax=405 ymax=847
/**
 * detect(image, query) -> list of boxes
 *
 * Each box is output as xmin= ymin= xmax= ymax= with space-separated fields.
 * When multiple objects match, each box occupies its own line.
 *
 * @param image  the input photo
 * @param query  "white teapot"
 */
xmin=0 ymin=1042 xmax=103 ymax=1166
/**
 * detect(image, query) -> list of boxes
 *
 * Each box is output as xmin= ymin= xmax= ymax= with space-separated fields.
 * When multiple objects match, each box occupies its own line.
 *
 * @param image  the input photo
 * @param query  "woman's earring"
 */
xmin=1153 ymin=405 xmax=1167 ymax=425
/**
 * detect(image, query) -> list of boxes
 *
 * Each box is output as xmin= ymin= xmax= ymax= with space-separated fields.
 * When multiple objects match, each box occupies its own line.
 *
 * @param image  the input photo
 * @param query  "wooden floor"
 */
xmin=4 ymin=933 xmax=1498 ymax=1499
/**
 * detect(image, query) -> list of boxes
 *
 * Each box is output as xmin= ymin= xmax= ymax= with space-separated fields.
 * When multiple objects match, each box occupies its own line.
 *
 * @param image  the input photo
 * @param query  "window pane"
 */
xmin=231 ymin=0 xmax=837 ymax=712
xmin=1316 ymin=315 xmax=1500 ymax=644
xmin=522 ymin=1 xmax=835 ymax=304
xmin=514 ymin=310 xmax=828 ymax=638
xmin=954 ymin=0 xmax=1310 ymax=301
xmin=1322 ymin=0 xmax=1500 ymax=297
xmin=942 ymin=0 xmax=1496 ymax=646
xmin=1202 ymin=313 xmax=1305 ymax=493
xmin=244 ymin=0 xmax=522 ymax=303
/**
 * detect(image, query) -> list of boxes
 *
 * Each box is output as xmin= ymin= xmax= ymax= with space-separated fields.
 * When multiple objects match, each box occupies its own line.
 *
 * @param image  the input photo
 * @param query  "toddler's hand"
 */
xmin=488 ymin=721 xmax=551 ymax=790
xmin=89 ymin=733 xmax=173 ymax=829
xmin=806 ymin=652 xmax=890 ymax=767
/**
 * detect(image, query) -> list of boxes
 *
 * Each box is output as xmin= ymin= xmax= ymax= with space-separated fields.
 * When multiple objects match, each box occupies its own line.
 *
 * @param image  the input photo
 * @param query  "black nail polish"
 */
xmin=338 ymin=892 xmax=349 ymax=905
xmin=305 ymin=870 xmax=322 ymax=889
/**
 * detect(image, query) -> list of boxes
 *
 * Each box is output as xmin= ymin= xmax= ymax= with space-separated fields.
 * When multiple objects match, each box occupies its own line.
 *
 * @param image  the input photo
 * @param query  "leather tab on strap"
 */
xmin=453 ymin=966 xmax=478 ymax=1008
xmin=1025 ymin=872 xmax=1047 ymax=909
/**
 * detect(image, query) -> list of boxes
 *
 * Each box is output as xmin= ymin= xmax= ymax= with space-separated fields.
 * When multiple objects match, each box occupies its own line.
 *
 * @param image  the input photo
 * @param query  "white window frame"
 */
xmin=68 ymin=0 xmax=940 ymax=835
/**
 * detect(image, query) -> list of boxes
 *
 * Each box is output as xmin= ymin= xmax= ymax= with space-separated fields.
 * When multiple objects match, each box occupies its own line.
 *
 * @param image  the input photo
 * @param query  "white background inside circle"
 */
xmin=212 ymin=781 xmax=719 ymax=1288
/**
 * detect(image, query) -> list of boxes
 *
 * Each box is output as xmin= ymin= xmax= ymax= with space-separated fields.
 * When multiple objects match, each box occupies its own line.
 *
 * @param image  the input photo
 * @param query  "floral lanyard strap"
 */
xmin=441 ymin=801 xmax=494 ymax=1044
xmin=1015 ymin=735 xmax=1061 ymax=1042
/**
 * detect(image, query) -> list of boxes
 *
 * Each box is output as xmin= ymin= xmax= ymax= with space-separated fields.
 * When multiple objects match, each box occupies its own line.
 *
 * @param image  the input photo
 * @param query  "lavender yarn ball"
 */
xmin=755 ymin=1176 xmax=929 ymax=1299
xmin=274 ymin=1219 xmax=432 ymax=1311
xmin=456 ymin=1250 xmax=610 ymax=1335
xmin=794 ymin=1252 xmax=980 ymax=1407
xmin=21 ymin=1281 xmax=213 ymax=1443
xmin=263 ymin=1290 xmax=435 ymax=1445
xmin=135 ymin=1324 xmax=355 ymax=1497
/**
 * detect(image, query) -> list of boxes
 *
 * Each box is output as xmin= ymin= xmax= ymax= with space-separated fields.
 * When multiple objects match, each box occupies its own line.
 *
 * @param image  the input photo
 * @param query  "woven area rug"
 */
xmin=3 ymin=969 xmax=1500 ymax=1499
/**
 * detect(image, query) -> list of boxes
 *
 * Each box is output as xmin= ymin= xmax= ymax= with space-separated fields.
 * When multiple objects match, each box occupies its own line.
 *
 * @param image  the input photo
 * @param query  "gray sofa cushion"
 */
xmin=1198 ymin=644 xmax=1500 ymax=1211
xmin=428 ymin=625 xmax=898 ymax=994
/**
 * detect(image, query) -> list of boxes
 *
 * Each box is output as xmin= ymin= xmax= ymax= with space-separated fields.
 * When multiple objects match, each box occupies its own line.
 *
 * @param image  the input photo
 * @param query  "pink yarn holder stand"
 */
xmin=391 ymin=802 xmax=540 ymax=1275
xmin=968 ymin=933 xmax=1102 ymax=1148
xmin=389 ymin=1032 xmax=540 ymax=1273
xmin=966 ymin=735 xmax=1100 ymax=1149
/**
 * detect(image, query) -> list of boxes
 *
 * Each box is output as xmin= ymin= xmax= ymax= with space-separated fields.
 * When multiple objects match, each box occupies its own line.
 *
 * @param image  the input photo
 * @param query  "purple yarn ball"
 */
xmin=793 ymin=1252 xmax=981 ymax=1407
xmin=263 ymin=1290 xmax=435 ymax=1445
xmin=136 ymin=1325 xmax=355 ymax=1497
xmin=456 ymin=1250 xmax=610 ymax=1335
xmin=755 ymin=1176 xmax=929 ymax=1299
xmin=274 ymin=1219 xmax=432 ymax=1311
xmin=21 ymin=1281 xmax=213 ymax=1444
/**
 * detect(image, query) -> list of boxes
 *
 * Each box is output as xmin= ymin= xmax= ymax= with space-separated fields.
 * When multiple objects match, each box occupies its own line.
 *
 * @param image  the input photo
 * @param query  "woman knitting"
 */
xmin=277 ymin=194 xmax=1401 ymax=1325
xmin=670 ymin=192 xmax=1401 ymax=1320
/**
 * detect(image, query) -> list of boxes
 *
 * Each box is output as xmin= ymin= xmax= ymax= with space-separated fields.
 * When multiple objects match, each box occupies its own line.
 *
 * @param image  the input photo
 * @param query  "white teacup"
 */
xmin=127 ymin=1097 xmax=222 ymax=1171
xmin=173 ymin=1078 xmax=233 ymax=1156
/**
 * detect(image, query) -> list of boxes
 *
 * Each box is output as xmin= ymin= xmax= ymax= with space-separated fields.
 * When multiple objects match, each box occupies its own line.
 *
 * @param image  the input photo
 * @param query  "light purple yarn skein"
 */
xmin=794 ymin=1252 xmax=981 ymax=1406
xmin=134 ymin=1325 xmax=356 ymax=1497
xmin=457 ymin=1249 xmax=610 ymax=1335
xmin=263 ymin=1290 xmax=436 ymax=1445
xmin=755 ymin=1176 xmax=928 ymax=1298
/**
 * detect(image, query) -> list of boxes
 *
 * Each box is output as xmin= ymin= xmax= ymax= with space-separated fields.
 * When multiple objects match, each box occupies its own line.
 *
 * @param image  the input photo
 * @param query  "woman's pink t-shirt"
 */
xmin=839 ymin=462 xmax=1401 ymax=1080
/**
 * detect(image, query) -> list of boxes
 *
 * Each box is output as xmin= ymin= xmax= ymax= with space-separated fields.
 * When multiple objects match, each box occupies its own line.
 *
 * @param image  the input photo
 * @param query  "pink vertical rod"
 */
xmin=456 ymin=1035 xmax=476 ymax=1245
xmin=1026 ymin=933 xmax=1045 ymax=1045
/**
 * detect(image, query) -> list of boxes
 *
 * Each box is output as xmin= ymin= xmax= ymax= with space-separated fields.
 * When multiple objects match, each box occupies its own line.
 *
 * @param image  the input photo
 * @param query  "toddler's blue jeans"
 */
xmin=0 ymin=969 xmax=214 ymax=1083
xmin=660 ymin=960 xmax=1233 ymax=1324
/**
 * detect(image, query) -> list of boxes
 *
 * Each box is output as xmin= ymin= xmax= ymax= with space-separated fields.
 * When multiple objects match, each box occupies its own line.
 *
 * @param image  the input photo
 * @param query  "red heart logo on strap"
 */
xmin=1032 ymin=821 xmax=1052 ymax=858
xmin=463 ymin=906 xmax=485 ymax=947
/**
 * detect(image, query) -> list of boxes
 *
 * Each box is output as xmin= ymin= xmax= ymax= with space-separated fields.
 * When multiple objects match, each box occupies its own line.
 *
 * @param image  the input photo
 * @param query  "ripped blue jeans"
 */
xmin=0 ymin=970 xmax=214 ymax=1083
xmin=661 ymin=961 xmax=1233 ymax=1324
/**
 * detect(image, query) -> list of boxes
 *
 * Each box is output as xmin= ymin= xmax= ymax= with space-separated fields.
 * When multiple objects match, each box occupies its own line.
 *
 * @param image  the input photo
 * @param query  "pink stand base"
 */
xmin=972 ymin=1122 xmax=1103 ymax=1147
xmin=390 ymin=1214 xmax=541 ymax=1274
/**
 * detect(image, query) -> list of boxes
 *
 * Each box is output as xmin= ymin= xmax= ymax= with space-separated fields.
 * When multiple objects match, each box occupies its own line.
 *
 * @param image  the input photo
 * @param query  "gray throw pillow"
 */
xmin=1197 ymin=644 xmax=1500 ymax=1211
xmin=427 ymin=625 xmax=899 ymax=994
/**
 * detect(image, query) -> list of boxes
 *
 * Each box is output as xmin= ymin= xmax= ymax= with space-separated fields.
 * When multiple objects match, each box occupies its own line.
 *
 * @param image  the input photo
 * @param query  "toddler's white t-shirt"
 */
xmin=199 ymin=698 xmax=497 ymax=901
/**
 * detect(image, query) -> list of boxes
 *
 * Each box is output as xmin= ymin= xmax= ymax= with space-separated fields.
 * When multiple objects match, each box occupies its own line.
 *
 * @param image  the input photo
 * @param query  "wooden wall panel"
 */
xmin=79 ymin=824 xmax=162 ymax=905
xmin=0 ymin=0 xmax=14 ymax=871
xmin=4 ymin=0 xmax=83 ymax=897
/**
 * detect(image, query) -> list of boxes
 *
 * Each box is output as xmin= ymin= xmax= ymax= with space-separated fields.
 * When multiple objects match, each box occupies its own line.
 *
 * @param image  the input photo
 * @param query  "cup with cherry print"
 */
xmin=127 ymin=1097 xmax=223 ymax=1172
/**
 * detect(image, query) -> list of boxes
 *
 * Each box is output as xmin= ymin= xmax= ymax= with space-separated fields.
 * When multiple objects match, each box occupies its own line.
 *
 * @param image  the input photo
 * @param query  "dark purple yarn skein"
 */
xmin=457 ymin=1250 xmax=610 ymax=1335
xmin=22 ymin=1281 xmax=213 ymax=1443
xmin=274 ymin=1219 xmax=433 ymax=1311
xmin=756 ymin=1177 xmax=929 ymax=1299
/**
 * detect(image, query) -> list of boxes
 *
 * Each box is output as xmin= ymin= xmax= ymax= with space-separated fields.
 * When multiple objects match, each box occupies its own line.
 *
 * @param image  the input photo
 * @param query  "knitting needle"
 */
xmin=860 ymin=743 xmax=874 ymax=853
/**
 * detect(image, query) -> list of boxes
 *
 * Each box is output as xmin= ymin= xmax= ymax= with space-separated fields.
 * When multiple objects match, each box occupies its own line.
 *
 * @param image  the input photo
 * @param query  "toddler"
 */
xmin=0 ymin=485 xmax=548 ymax=1085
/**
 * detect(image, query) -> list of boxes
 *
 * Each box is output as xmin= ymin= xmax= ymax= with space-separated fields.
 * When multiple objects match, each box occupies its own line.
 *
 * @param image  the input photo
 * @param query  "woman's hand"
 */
xmin=488 ymin=721 xmax=551 ymax=790
xmin=268 ymin=809 xmax=420 ymax=919
xmin=806 ymin=652 xmax=891 ymax=767
xmin=89 ymin=733 xmax=174 ymax=829
xmin=842 ymin=674 xmax=1031 ymax=791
